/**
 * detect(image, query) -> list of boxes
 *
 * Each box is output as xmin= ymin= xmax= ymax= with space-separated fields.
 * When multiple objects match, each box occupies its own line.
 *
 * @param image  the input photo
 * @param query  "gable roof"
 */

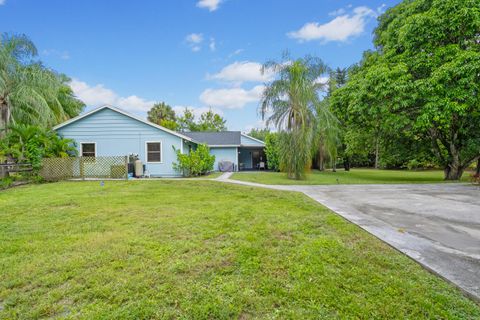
xmin=240 ymin=133 xmax=266 ymax=146
xmin=183 ymin=131 xmax=241 ymax=147
xmin=183 ymin=131 xmax=265 ymax=147
xmin=53 ymin=105 xmax=197 ymax=142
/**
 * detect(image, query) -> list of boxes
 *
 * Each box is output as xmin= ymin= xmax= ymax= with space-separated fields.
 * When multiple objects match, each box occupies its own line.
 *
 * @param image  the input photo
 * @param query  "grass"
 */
xmin=1 ymin=181 xmax=479 ymax=319
xmin=188 ymin=171 xmax=223 ymax=179
xmin=231 ymin=168 xmax=471 ymax=185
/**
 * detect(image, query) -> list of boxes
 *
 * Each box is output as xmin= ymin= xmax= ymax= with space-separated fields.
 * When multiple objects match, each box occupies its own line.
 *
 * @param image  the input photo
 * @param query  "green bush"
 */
xmin=173 ymin=144 xmax=215 ymax=177
xmin=0 ymin=124 xmax=77 ymax=171
xmin=0 ymin=177 xmax=14 ymax=189
xmin=265 ymin=133 xmax=280 ymax=171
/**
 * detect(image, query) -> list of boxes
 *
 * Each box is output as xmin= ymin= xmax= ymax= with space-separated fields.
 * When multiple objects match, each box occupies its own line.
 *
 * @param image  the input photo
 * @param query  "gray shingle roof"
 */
xmin=183 ymin=131 xmax=241 ymax=146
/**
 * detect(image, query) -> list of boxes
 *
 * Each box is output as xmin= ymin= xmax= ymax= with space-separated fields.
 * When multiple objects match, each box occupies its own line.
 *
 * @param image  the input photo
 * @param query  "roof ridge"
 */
xmin=53 ymin=105 xmax=197 ymax=143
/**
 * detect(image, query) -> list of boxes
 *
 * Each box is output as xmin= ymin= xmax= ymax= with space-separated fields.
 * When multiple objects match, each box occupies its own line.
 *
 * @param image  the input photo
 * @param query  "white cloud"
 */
xmin=288 ymin=6 xmax=376 ymax=43
xmin=185 ymin=33 xmax=204 ymax=52
xmin=315 ymin=76 xmax=329 ymax=85
xmin=70 ymin=79 xmax=155 ymax=112
xmin=228 ymin=49 xmax=244 ymax=58
xmin=196 ymin=0 xmax=221 ymax=12
xmin=186 ymin=33 xmax=203 ymax=44
xmin=377 ymin=4 xmax=387 ymax=14
xmin=244 ymin=119 xmax=269 ymax=133
xmin=329 ymin=8 xmax=346 ymax=16
xmin=116 ymin=95 xmax=154 ymax=111
xmin=208 ymin=61 xmax=274 ymax=84
xmin=41 ymin=49 xmax=70 ymax=60
xmin=209 ymin=38 xmax=216 ymax=51
xmin=199 ymin=85 xmax=264 ymax=109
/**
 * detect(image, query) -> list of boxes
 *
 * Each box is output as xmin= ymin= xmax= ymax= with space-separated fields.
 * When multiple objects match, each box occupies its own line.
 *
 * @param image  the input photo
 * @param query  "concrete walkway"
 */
xmin=215 ymin=173 xmax=480 ymax=301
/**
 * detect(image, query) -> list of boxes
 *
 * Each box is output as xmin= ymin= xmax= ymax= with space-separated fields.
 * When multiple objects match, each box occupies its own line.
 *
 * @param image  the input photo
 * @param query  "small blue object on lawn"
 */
xmin=100 ymin=181 xmax=104 ymax=187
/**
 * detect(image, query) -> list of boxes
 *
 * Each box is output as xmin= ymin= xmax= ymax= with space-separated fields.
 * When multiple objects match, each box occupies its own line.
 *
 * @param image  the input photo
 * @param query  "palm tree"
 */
xmin=260 ymin=54 xmax=331 ymax=179
xmin=313 ymin=100 xmax=341 ymax=171
xmin=147 ymin=102 xmax=178 ymax=130
xmin=0 ymin=33 xmax=81 ymax=137
xmin=56 ymin=74 xmax=85 ymax=121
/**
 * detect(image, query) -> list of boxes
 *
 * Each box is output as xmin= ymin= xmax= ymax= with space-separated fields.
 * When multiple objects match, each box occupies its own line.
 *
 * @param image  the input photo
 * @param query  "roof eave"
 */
xmin=208 ymin=144 xmax=241 ymax=148
xmin=240 ymin=133 xmax=266 ymax=146
xmin=53 ymin=105 xmax=198 ymax=143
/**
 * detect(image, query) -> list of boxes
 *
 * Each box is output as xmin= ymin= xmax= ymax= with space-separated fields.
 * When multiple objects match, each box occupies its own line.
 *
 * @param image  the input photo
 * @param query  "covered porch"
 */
xmin=238 ymin=147 xmax=267 ymax=171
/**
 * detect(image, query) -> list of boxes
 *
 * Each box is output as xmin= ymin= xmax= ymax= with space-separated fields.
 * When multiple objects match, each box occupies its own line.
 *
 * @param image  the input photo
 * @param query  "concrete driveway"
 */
xmin=296 ymin=184 xmax=480 ymax=301
xmin=218 ymin=174 xmax=480 ymax=300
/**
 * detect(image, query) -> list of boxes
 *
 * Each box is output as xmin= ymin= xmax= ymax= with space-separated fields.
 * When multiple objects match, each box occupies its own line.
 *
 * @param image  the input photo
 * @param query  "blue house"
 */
xmin=54 ymin=105 xmax=265 ymax=177
xmin=183 ymin=131 xmax=267 ymax=172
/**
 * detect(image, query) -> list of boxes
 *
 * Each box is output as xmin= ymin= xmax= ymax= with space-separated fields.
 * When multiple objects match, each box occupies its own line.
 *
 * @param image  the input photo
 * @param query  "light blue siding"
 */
xmin=240 ymin=134 xmax=265 ymax=147
xmin=183 ymin=140 xmax=196 ymax=155
xmin=209 ymin=147 xmax=238 ymax=171
xmin=56 ymin=108 xmax=185 ymax=176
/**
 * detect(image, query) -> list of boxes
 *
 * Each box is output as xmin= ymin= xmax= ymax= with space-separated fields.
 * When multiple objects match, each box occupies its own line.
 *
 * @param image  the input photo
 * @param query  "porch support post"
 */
xmin=236 ymin=147 xmax=239 ymax=172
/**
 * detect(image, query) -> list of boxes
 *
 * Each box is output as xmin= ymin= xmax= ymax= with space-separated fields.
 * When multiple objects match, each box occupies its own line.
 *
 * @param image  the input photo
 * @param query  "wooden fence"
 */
xmin=40 ymin=156 xmax=128 ymax=181
xmin=0 ymin=163 xmax=33 ymax=178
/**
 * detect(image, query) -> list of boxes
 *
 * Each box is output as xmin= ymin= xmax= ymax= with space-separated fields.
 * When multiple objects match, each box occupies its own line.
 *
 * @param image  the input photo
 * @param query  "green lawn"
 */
xmin=231 ymin=169 xmax=471 ymax=185
xmin=1 ymin=181 xmax=478 ymax=319
xmin=189 ymin=171 xmax=223 ymax=179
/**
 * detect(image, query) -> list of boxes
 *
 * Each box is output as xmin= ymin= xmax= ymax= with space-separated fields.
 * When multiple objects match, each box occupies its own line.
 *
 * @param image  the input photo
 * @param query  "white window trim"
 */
xmin=145 ymin=141 xmax=163 ymax=164
xmin=80 ymin=142 xmax=97 ymax=157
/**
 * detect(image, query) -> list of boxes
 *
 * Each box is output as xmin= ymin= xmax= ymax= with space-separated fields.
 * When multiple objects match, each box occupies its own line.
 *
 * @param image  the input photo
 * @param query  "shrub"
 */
xmin=0 ymin=177 xmax=14 ymax=189
xmin=265 ymin=133 xmax=280 ymax=171
xmin=0 ymin=124 xmax=77 ymax=169
xmin=0 ymin=124 xmax=77 ymax=184
xmin=173 ymin=144 xmax=215 ymax=177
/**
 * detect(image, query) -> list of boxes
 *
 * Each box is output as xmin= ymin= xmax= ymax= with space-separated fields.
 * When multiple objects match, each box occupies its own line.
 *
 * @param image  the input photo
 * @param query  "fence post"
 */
xmin=124 ymin=155 xmax=128 ymax=180
xmin=80 ymin=157 xmax=85 ymax=180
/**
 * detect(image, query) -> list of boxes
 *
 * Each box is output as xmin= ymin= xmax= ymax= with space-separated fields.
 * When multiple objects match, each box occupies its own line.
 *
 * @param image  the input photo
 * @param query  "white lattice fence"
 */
xmin=40 ymin=156 xmax=128 ymax=181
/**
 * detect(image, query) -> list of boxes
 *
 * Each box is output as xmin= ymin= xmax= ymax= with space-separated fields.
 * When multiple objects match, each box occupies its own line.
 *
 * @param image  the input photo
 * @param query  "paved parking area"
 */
xmin=219 ymin=174 xmax=480 ymax=300
xmin=296 ymin=184 xmax=480 ymax=300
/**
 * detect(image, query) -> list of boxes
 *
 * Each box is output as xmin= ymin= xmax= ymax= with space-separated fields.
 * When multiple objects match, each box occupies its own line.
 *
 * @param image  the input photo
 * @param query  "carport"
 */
xmin=238 ymin=147 xmax=266 ymax=171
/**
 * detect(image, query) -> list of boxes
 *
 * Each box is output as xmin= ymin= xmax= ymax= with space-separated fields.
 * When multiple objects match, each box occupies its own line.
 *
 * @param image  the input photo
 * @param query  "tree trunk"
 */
xmin=344 ymin=157 xmax=351 ymax=171
xmin=318 ymin=145 xmax=325 ymax=171
xmin=374 ymin=137 xmax=380 ymax=169
xmin=476 ymin=158 xmax=480 ymax=176
xmin=444 ymin=166 xmax=464 ymax=180
xmin=0 ymin=101 xmax=10 ymax=138
xmin=444 ymin=159 xmax=464 ymax=180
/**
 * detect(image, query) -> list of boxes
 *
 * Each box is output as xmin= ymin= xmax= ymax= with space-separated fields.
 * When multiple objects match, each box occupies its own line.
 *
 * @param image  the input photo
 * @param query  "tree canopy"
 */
xmin=0 ymin=33 xmax=84 ymax=137
xmin=247 ymin=128 xmax=270 ymax=142
xmin=196 ymin=109 xmax=227 ymax=132
xmin=331 ymin=0 xmax=480 ymax=179
xmin=147 ymin=102 xmax=178 ymax=130
xmin=260 ymin=54 xmax=331 ymax=179
xmin=176 ymin=107 xmax=227 ymax=132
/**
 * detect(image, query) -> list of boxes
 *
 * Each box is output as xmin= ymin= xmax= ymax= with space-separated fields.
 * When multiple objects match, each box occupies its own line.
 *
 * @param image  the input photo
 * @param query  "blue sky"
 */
xmin=0 ymin=0 xmax=400 ymax=131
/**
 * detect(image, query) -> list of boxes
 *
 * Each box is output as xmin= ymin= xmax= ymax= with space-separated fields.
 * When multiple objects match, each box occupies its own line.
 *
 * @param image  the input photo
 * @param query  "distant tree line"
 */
xmin=147 ymin=102 xmax=227 ymax=132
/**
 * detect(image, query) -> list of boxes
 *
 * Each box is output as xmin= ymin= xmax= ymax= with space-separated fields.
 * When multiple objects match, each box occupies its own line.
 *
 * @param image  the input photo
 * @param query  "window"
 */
xmin=146 ymin=142 xmax=162 ymax=163
xmin=81 ymin=143 xmax=96 ymax=157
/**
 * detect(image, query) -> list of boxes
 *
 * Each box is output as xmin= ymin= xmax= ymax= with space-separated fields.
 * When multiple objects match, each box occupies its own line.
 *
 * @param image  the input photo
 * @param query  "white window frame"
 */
xmin=80 ymin=142 xmax=97 ymax=157
xmin=145 ymin=141 xmax=162 ymax=163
